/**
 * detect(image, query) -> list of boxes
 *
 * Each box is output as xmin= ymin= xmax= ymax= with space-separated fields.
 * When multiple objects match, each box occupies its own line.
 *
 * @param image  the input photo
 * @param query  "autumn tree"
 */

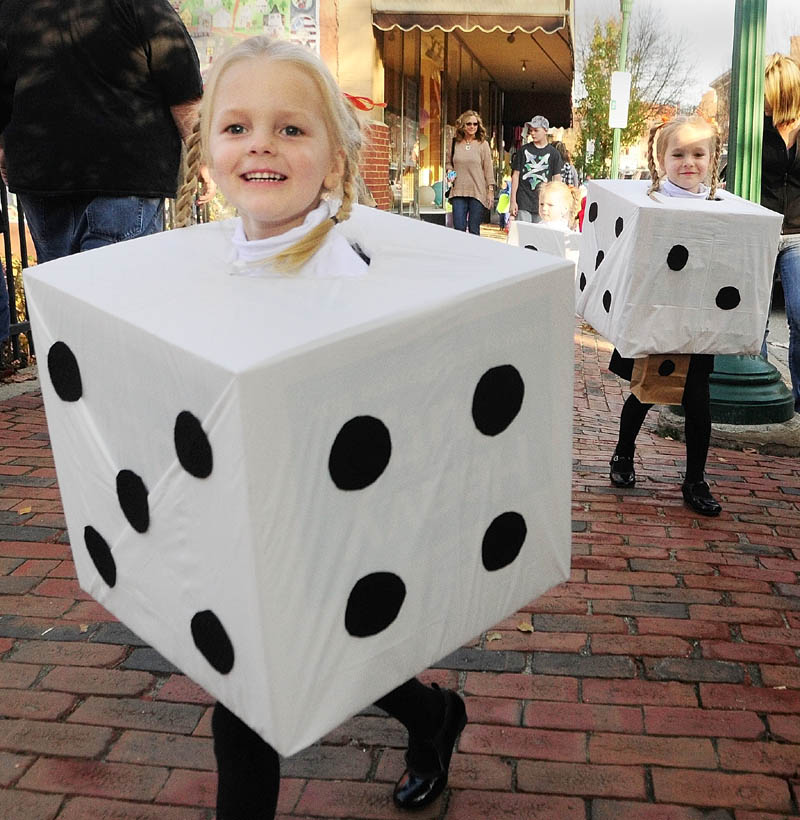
xmin=575 ymin=7 xmax=693 ymax=179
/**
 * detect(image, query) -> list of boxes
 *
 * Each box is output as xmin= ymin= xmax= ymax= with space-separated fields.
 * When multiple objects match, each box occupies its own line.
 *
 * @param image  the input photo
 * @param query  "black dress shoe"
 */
xmin=609 ymin=453 xmax=635 ymax=487
xmin=681 ymin=480 xmax=722 ymax=516
xmin=393 ymin=685 xmax=467 ymax=810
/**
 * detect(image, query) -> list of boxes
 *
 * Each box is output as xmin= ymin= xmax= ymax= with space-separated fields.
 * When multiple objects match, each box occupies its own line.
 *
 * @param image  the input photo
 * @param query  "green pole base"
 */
xmin=670 ymin=353 xmax=795 ymax=424
xmin=707 ymin=353 xmax=794 ymax=424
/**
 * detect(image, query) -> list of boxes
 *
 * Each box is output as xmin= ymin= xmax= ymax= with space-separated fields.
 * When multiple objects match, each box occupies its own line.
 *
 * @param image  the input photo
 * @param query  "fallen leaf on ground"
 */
xmin=18 ymin=506 xmax=31 ymax=515
xmin=486 ymin=631 xmax=502 ymax=642
xmin=517 ymin=621 xmax=534 ymax=633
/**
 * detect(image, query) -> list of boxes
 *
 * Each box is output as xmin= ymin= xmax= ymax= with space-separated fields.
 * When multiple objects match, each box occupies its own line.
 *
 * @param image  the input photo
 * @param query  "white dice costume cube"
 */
xmin=576 ymin=180 xmax=782 ymax=358
xmin=507 ymin=221 xmax=580 ymax=272
xmin=24 ymin=205 xmax=573 ymax=756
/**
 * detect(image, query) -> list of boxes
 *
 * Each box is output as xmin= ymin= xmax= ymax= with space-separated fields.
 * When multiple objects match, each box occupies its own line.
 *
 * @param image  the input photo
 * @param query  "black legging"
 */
xmin=616 ymin=357 xmax=711 ymax=484
xmin=212 ymin=678 xmax=444 ymax=820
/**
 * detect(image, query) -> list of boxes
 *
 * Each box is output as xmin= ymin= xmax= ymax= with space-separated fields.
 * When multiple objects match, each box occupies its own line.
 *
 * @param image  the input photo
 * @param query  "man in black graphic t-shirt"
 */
xmin=511 ymin=115 xmax=563 ymax=223
xmin=0 ymin=0 xmax=213 ymax=262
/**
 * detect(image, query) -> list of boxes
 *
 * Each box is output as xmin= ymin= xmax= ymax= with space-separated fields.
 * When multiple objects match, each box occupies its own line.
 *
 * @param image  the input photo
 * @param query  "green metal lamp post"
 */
xmin=609 ymin=0 xmax=633 ymax=179
xmin=707 ymin=0 xmax=794 ymax=424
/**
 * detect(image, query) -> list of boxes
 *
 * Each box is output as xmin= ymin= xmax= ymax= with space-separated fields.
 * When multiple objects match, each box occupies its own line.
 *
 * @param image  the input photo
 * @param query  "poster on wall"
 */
xmin=171 ymin=0 xmax=320 ymax=69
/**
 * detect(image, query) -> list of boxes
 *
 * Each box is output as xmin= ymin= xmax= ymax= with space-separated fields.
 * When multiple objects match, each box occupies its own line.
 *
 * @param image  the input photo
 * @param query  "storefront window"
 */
xmin=418 ymin=31 xmax=444 ymax=209
xmin=379 ymin=26 xmax=500 ymax=218
xmin=400 ymin=30 xmax=420 ymax=216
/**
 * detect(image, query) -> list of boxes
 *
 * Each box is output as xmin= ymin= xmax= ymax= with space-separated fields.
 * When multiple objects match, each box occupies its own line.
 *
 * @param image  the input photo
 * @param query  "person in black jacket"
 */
xmin=0 ymin=0 xmax=214 ymax=263
xmin=762 ymin=53 xmax=800 ymax=413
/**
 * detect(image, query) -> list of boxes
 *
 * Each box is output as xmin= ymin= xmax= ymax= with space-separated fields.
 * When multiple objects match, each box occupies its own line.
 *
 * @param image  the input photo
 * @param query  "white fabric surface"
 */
xmin=575 ymin=180 xmax=782 ymax=358
xmin=25 ymin=205 xmax=574 ymax=755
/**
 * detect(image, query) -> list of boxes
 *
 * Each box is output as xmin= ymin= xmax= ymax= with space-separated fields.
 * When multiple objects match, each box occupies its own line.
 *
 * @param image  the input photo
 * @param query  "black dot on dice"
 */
xmin=603 ymin=290 xmax=612 ymax=313
xmin=174 ymin=411 xmax=213 ymax=479
xmin=658 ymin=359 xmax=676 ymax=377
xmin=579 ymin=272 xmax=587 ymax=291
xmin=588 ymin=202 xmax=598 ymax=222
xmin=329 ymin=416 xmax=391 ymax=490
xmin=615 ymin=217 xmax=624 ymax=237
xmin=47 ymin=342 xmax=82 ymax=402
xmin=595 ymin=250 xmax=605 ymax=269
xmin=524 ymin=244 xmax=538 ymax=251
xmin=716 ymin=286 xmax=741 ymax=310
xmin=667 ymin=245 xmax=689 ymax=271
xmin=482 ymin=511 xmax=527 ymax=571
xmin=345 ymin=572 xmax=406 ymax=637
xmin=472 ymin=365 xmax=524 ymax=437
xmin=191 ymin=610 xmax=234 ymax=674
xmin=116 ymin=469 xmax=149 ymax=533
xmin=84 ymin=526 xmax=116 ymax=587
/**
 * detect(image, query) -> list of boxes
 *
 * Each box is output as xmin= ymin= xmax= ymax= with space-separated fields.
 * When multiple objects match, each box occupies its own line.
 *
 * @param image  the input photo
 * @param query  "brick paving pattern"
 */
xmin=0 ymin=322 xmax=799 ymax=819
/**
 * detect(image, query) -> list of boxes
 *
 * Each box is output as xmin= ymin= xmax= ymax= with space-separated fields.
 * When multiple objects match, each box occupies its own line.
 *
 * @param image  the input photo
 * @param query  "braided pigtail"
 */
xmin=272 ymin=157 xmax=357 ymax=273
xmin=569 ymin=185 xmax=583 ymax=230
xmin=646 ymin=122 xmax=665 ymax=199
xmin=707 ymin=122 xmax=722 ymax=199
xmin=174 ymin=118 xmax=203 ymax=228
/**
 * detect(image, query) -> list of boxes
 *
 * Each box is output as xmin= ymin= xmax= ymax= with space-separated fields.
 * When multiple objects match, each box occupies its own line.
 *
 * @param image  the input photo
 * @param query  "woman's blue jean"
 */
xmin=778 ymin=238 xmax=800 ymax=411
xmin=451 ymin=196 xmax=484 ymax=235
xmin=763 ymin=236 xmax=800 ymax=412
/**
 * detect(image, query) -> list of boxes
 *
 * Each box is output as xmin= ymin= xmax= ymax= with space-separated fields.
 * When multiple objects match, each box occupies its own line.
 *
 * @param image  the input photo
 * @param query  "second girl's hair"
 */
xmin=552 ymin=141 xmax=571 ymax=164
xmin=455 ymin=110 xmax=487 ymax=142
xmin=765 ymin=53 xmax=800 ymax=128
xmin=176 ymin=36 xmax=364 ymax=272
xmin=646 ymin=116 xmax=721 ymax=200
xmin=538 ymin=180 xmax=581 ymax=228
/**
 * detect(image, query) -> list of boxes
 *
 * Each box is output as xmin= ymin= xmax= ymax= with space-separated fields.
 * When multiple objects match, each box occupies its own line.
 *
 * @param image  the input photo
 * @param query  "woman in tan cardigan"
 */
xmin=446 ymin=110 xmax=495 ymax=235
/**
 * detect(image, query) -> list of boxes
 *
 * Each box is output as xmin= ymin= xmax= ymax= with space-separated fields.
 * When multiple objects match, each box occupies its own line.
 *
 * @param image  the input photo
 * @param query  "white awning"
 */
xmin=372 ymin=0 xmax=569 ymax=34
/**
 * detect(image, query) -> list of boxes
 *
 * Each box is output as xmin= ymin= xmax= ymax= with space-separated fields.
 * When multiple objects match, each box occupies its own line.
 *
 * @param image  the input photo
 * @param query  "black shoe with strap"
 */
xmin=609 ymin=452 xmax=635 ymax=487
xmin=392 ymin=684 xmax=467 ymax=811
xmin=681 ymin=480 xmax=722 ymax=517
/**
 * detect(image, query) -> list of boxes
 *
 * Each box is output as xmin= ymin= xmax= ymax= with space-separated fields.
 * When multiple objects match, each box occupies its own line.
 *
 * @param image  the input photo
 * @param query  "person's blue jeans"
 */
xmin=18 ymin=194 xmax=164 ymax=264
xmin=451 ymin=196 xmax=484 ymax=235
xmin=777 ymin=237 xmax=800 ymax=411
xmin=0 ymin=262 xmax=10 ymax=344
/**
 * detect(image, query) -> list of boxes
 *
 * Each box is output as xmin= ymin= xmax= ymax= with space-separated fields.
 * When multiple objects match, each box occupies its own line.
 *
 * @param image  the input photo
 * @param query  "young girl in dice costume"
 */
xmin=176 ymin=36 xmax=466 ymax=819
xmin=608 ymin=116 xmax=724 ymax=517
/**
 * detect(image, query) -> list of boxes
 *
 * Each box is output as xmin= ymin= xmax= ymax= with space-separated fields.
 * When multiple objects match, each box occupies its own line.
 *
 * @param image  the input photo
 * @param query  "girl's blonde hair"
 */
xmin=646 ymin=116 xmax=721 ymax=200
xmin=175 ymin=36 xmax=364 ymax=273
xmin=538 ymin=180 xmax=581 ymax=229
xmin=455 ymin=110 xmax=487 ymax=142
xmin=765 ymin=53 xmax=800 ymax=128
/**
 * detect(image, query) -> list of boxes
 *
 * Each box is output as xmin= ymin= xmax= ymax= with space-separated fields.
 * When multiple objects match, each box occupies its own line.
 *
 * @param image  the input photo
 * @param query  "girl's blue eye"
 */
xmin=282 ymin=125 xmax=302 ymax=136
xmin=226 ymin=124 xmax=245 ymax=135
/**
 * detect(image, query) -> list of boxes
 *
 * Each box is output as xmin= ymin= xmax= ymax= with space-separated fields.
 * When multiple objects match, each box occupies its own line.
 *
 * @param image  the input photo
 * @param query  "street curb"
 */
xmin=657 ymin=404 xmax=800 ymax=457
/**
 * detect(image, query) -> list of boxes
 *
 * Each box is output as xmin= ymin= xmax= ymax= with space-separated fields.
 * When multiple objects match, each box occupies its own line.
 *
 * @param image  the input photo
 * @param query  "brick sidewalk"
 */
xmin=1 ymin=322 xmax=800 ymax=819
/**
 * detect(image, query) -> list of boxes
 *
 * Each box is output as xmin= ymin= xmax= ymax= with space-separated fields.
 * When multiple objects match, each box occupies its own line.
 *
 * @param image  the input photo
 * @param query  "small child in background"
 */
xmin=538 ymin=180 xmax=580 ymax=231
xmin=608 ymin=116 xmax=724 ymax=517
xmin=177 ymin=35 xmax=467 ymax=819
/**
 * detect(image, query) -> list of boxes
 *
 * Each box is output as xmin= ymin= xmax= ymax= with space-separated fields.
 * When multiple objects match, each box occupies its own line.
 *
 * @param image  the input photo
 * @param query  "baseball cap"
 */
xmin=527 ymin=115 xmax=549 ymax=130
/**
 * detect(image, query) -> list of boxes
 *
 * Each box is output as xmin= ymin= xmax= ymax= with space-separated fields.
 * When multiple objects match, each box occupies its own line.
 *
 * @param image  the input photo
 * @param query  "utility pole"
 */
xmin=708 ymin=0 xmax=794 ymax=424
xmin=609 ymin=0 xmax=633 ymax=179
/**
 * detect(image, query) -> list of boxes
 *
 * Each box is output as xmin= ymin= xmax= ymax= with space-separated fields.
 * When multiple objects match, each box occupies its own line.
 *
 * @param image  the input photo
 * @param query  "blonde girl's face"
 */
xmin=539 ymin=191 xmax=569 ymax=222
xmin=207 ymin=57 xmax=344 ymax=240
xmin=662 ymin=125 xmax=712 ymax=194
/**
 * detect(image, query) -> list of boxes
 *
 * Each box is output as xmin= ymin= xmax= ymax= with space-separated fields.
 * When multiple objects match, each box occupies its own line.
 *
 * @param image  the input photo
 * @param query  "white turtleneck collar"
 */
xmin=229 ymin=198 xmax=368 ymax=279
xmin=659 ymin=179 xmax=711 ymax=199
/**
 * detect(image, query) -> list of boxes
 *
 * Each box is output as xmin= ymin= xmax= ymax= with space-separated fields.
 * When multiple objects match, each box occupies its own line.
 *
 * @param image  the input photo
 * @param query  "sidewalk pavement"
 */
xmin=0 ymin=318 xmax=799 ymax=819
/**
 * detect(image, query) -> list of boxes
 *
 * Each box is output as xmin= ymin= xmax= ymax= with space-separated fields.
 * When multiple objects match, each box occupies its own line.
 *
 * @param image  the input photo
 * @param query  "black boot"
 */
xmin=681 ymin=480 xmax=721 ymax=516
xmin=609 ymin=451 xmax=635 ymax=487
xmin=393 ymin=684 xmax=467 ymax=810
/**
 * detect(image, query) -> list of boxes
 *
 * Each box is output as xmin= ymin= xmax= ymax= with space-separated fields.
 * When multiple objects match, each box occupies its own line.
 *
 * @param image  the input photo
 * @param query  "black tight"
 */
xmin=616 ymin=357 xmax=711 ymax=484
xmin=212 ymin=678 xmax=444 ymax=820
